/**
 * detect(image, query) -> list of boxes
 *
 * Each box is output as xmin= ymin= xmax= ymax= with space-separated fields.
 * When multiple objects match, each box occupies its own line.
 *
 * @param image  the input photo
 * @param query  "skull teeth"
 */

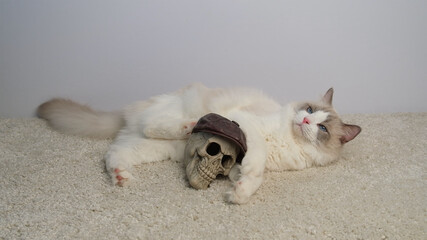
xmin=197 ymin=164 xmax=216 ymax=181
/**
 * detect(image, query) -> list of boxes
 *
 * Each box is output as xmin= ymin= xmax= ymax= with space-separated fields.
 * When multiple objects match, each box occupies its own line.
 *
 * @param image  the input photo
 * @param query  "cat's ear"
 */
xmin=340 ymin=124 xmax=361 ymax=144
xmin=322 ymin=88 xmax=334 ymax=105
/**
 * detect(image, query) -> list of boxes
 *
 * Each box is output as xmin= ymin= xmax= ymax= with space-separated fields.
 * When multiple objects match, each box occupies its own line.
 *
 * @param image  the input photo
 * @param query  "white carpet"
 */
xmin=1 ymin=113 xmax=426 ymax=239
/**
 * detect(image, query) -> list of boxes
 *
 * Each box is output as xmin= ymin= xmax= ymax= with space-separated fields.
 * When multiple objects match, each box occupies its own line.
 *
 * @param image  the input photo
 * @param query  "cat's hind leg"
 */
xmin=105 ymin=129 xmax=186 ymax=186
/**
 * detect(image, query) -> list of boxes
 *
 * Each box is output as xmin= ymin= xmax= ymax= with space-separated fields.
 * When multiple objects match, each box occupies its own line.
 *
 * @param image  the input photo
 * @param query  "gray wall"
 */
xmin=1 ymin=0 xmax=426 ymax=117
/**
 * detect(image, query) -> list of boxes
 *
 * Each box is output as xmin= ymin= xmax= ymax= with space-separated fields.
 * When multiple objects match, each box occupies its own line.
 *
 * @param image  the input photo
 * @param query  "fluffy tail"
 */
xmin=37 ymin=98 xmax=124 ymax=139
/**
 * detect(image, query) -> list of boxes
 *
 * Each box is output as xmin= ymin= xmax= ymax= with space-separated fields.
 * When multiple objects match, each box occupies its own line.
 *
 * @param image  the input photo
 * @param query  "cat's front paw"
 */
xmin=111 ymin=168 xmax=134 ymax=187
xmin=224 ymin=181 xmax=251 ymax=204
xmin=182 ymin=121 xmax=197 ymax=136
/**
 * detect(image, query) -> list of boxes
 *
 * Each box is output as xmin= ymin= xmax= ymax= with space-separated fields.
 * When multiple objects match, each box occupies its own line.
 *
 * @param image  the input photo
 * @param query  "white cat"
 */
xmin=37 ymin=83 xmax=361 ymax=204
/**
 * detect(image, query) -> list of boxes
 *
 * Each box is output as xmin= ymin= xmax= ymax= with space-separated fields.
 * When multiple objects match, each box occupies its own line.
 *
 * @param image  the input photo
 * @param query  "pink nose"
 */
xmin=302 ymin=117 xmax=310 ymax=124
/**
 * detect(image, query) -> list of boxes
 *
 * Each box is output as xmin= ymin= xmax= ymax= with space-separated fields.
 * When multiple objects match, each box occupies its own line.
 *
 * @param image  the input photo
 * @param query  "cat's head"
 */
xmin=291 ymin=88 xmax=361 ymax=165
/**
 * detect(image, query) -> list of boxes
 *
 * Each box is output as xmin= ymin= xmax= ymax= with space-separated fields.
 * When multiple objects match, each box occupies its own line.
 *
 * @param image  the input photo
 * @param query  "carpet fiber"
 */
xmin=1 ymin=113 xmax=426 ymax=239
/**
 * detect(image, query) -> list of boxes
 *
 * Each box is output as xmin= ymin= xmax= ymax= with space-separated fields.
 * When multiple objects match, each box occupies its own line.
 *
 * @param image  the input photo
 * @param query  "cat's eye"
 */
xmin=306 ymin=106 xmax=313 ymax=114
xmin=318 ymin=124 xmax=328 ymax=132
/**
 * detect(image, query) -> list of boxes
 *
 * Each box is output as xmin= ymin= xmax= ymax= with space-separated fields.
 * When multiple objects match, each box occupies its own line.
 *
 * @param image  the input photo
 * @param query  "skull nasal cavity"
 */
xmin=206 ymin=142 xmax=221 ymax=156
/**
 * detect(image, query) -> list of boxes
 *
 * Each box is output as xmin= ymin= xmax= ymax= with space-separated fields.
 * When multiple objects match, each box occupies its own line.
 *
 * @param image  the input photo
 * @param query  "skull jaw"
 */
xmin=188 ymin=172 xmax=212 ymax=190
xmin=186 ymin=159 xmax=216 ymax=190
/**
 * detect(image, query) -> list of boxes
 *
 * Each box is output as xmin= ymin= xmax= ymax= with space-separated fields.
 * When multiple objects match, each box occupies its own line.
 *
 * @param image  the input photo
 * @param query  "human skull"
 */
xmin=184 ymin=132 xmax=240 ymax=190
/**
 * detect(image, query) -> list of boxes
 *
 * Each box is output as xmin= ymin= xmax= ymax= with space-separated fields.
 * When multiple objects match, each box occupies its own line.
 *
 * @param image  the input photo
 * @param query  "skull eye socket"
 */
xmin=206 ymin=142 xmax=221 ymax=156
xmin=221 ymin=155 xmax=234 ymax=169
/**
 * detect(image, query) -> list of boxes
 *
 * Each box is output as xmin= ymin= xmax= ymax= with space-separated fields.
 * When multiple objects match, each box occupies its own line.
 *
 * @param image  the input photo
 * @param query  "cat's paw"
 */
xmin=111 ymin=168 xmax=134 ymax=187
xmin=228 ymin=165 xmax=241 ymax=182
xmin=182 ymin=121 xmax=197 ymax=137
xmin=224 ymin=181 xmax=251 ymax=204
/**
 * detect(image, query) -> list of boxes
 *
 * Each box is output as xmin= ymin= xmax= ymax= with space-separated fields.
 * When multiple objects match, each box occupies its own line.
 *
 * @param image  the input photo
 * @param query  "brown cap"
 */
xmin=192 ymin=113 xmax=247 ymax=162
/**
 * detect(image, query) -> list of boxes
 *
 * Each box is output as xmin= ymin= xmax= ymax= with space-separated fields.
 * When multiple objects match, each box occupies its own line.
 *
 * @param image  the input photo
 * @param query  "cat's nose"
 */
xmin=302 ymin=117 xmax=310 ymax=124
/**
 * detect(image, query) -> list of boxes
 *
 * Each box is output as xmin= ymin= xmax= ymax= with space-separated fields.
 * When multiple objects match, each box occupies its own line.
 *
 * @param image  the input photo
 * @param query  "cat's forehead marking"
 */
xmin=312 ymin=110 xmax=329 ymax=123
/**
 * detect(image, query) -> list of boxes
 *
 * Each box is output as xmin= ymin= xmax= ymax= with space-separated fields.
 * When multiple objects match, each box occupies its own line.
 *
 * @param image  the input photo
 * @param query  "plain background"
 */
xmin=1 ymin=0 xmax=426 ymax=118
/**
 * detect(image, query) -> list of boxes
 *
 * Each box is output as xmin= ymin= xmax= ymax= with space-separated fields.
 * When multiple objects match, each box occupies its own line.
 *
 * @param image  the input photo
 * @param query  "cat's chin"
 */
xmin=292 ymin=123 xmax=307 ymax=141
xmin=293 ymin=122 xmax=319 ymax=145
